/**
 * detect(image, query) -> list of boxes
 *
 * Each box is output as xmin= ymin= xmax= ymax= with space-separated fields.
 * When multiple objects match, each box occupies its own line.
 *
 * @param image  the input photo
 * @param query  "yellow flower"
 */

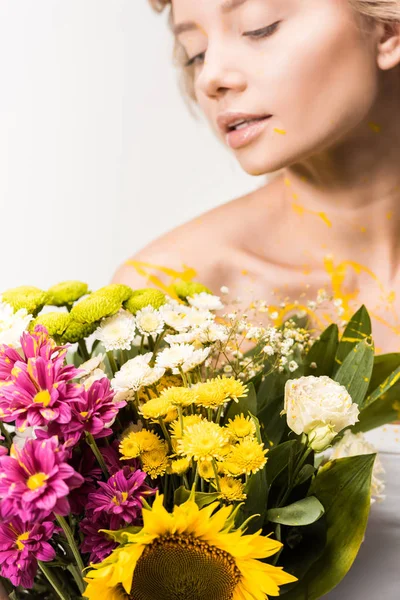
xmin=159 ymin=385 xmax=198 ymax=407
xmin=169 ymin=414 xmax=203 ymax=439
xmin=141 ymin=445 xmax=169 ymax=479
xmin=139 ymin=396 xmax=173 ymax=421
xmin=156 ymin=374 xmax=184 ymax=392
xmin=191 ymin=380 xmax=229 ymax=408
xmin=177 ymin=421 xmax=230 ymax=462
xmin=173 ymin=279 xmax=212 ymax=300
xmin=226 ymin=413 xmax=256 ymax=441
xmin=198 ymin=459 xmax=215 ymax=480
xmin=119 ymin=430 xmax=163 ymax=459
xmin=214 ymin=375 xmax=249 ymax=402
xmin=167 ymin=457 xmax=190 ymax=476
xmin=83 ymin=493 xmax=297 ymax=600
xmin=2 ymin=286 xmax=48 ymax=316
xmin=224 ymin=438 xmax=268 ymax=476
xmin=216 ymin=476 xmax=247 ymax=502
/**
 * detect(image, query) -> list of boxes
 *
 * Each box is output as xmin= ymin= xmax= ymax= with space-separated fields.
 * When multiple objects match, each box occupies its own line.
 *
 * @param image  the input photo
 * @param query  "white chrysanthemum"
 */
xmin=197 ymin=322 xmax=230 ymax=344
xmin=12 ymin=425 xmax=46 ymax=450
xmin=155 ymin=343 xmax=196 ymax=371
xmin=111 ymin=352 xmax=165 ymax=393
xmin=83 ymin=368 xmax=107 ymax=390
xmin=0 ymin=301 xmax=32 ymax=347
xmin=93 ymin=309 xmax=137 ymax=351
xmin=158 ymin=303 xmax=193 ymax=332
xmin=187 ymin=292 xmax=224 ymax=311
xmin=179 ymin=346 xmax=211 ymax=374
xmin=79 ymin=353 xmax=106 ymax=376
xmin=164 ymin=330 xmax=200 ymax=345
xmin=331 ymin=430 xmax=386 ymax=503
xmin=184 ymin=307 xmax=214 ymax=328
xmin=135 ymin=306 xmax=165 ymax=337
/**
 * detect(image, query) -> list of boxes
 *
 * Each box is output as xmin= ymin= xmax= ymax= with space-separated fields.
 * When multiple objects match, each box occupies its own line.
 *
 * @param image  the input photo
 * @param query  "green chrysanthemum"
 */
xmin=29 ymin=312 xmax=71 ymax=337
xmin=1 ymin=286 xmax=48 ymax=316
xmin=47 ymin=280 xmax=89 ymax=307
xmin=59 ymin=319 xmax=98 ymax=344
xmin=124 ymin=288 xmax=167 ymax=315
xmin=173 ymin=279 xmax=212 ymax=300
xmin=70 ymin=284 xmax=132 ymax=324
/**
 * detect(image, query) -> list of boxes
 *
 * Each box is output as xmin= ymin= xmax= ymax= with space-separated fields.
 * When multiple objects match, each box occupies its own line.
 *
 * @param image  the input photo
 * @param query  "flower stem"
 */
xmin=55 ymin=515 xmax=85 ymax=593
xmin=78 ymin=339 xmax=90 ymax=361
xmin=158 ymin=418 xmax=173 ymax=453
xmin=107 ymin=351 xmax=118 ymax=376
xmin=0 ymin=422 xmax=12 ymax=446
xmin=212 ymin=459 xmax=221 ymax=492
xmin=38 ymin=562 xmax=70 ymax=600
xmin=179 ymin=367 xmax=189 ymax=388
xmin=86 ymin=433 xmax=109 ymax=479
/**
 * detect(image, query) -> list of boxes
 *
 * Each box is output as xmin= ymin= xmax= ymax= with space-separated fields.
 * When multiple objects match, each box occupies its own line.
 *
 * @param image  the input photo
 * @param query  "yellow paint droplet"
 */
xmin=284 ymin=177 xmax=291 ymax=187
xmin=388 ymin=291 xmax=396 ymax=304
xmin=387 ymin=211 xmax=393 ymax=220
xmin=368 ymin=122 xmax=381 ymax=133
xmin=317 ymin=212 xmax=332 ymax=227
xmin=241 ymin=269 xmax=249 ymax=276
xmin=360 ymin=226 xmax=367 ymax=233
xmin=292 ymin=192 xmax=298 ymax=200
xmin=273 ymin=128 xmax=287 ymax=135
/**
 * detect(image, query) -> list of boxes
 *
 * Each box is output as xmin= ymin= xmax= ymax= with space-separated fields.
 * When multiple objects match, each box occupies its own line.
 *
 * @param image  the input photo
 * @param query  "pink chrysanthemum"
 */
xmin=80 ymin=512 xmax=121 ymax=563
xmin=0 ymin=436 xmax=84 ymax=521
xmin=0 ymin=516 xmax=55 ymax=589
xmin=68 ymin=446 xmax=102 ymax=515
xmin=62 ymin=378 xmax=127 ymax=440
xmin=87 ymin=467 xmax=154 ymax=529
xmin=0 ymin=354 xmax=83 ymax=428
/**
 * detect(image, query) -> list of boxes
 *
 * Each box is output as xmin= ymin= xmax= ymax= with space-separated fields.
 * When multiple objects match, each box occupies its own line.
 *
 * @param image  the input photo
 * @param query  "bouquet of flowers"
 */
xmin=0 ymin=279 xmax=397 ymax=599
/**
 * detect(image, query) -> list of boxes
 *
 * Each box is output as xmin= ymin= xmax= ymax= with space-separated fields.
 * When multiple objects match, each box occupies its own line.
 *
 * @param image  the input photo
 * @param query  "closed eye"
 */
xmin=184 ymin=21 xmax=281 ymax=68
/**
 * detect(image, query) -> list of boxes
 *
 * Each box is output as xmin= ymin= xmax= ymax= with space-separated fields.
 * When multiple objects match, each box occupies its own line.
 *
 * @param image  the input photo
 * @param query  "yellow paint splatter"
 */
xmin=124 ymin=259 xmax=197 ymax=302
xmin=387 ymin=211 xmax=393 ymax=220
xmin=360 ymin=226 xmax=367 ymax=233
xmin=274 ymin=128 xmax=287 ymax=135
xmin=368 ymin=122 xmax=381 ymax=133
xmin=291 ymin=202 xmax=332 ymax=227
xmin=241 ymin=269 xmax=249 ymax=276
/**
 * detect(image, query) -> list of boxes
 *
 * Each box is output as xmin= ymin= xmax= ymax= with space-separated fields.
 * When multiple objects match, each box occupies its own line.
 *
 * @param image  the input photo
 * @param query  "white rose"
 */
xmin=283 ymin=375 xmax=359 ymax=451
xmin=331 ymin=430 xmax=385 ymax=503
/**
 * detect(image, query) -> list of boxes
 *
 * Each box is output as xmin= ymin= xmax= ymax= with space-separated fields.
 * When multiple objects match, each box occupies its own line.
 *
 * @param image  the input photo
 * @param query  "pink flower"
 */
xmin=0 ymin=355 xmax=83 ymax=428
xmin=0 ymin=436 xmax=84 ymax=521
xmin=87 ymin=468 xmax=154 ymax=529
xmin=0 ymin=516 xmax=55 ymax=589
xmin=80 ymin=512 xmax=121 ymax=563
xmin=68 ymin=446 xmax=102 ymax=515
xmin=62 ymin=378 xmax=127 ymax=440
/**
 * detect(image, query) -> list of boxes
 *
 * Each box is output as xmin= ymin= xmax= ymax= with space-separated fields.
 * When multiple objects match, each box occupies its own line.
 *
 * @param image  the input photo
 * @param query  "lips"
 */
xmin=225 ymin=116 xmax=272 ymax=150
xmin=217 ymin=112 xmax=272 ymax=135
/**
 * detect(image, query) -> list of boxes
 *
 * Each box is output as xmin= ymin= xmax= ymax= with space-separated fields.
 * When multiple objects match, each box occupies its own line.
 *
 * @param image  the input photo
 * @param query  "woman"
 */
xmin=111 ymin=0 xmax=400 ymax=598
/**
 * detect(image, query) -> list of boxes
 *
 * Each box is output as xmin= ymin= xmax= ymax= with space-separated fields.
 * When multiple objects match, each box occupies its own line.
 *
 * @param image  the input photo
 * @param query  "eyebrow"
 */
xmin=173 ymin=0 xmax=249 ymax=37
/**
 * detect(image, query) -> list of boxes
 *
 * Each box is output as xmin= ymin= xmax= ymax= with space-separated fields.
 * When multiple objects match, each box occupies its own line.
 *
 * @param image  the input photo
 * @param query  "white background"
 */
xmin=0 ymin=0 xmax=264 ymax=293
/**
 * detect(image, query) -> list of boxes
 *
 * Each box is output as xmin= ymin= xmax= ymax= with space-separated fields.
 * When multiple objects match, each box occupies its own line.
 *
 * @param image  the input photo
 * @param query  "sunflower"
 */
xmin=83 ymin=493 xmax=297 ymax=600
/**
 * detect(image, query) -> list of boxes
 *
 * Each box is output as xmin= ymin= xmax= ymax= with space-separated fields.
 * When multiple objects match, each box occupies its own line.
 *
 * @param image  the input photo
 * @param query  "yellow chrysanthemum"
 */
xmin=169 ymin=414 xmax=204 ymax=439
xmin=141 ymin=446 xmax=169 ymax=479
xmin=139 ymin=396 xmax=173 ymax=421
xmin=214 ymin=375 xmax=249 ymax=402
xmin=226 ymin=413 xmax=257 ymax=441
xmin=198 ymin=459 xmax=215 ymax=480
xmin=47 ymin=280 xmax=89 ymax=307
xmin=177 ymin=421 xmax=230 ymax=462
xmin=83 ymin=493 xmax=297 ymax=600
xmin=124 ymin=288 xmax=167 ymax=315
xmin=167 ymin=457 xmax=190 ymax=476
xmin=173 ymin=279 xmax=212 ymax=300
xmin=156 ymin=374 xmax=183 ymax=392
xmin=224 ymin=438 xmax=268 ymax=476
xmin=2 ymin=286 xmax=48 ymax=316
xmin=216 ymin=476 xmax=247 ymax=502
xmin=191 ymin=380 xmax=229 ymax=408
xmin=119 ymin=430 xmax=163 ymax=459
xmin=159 ymin=385 xmax=198 ymax=407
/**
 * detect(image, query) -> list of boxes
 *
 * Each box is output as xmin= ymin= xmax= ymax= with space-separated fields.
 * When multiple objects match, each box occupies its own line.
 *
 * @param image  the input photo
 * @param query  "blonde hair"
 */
xmin=148 ymin=0 xmax=400 ymax=105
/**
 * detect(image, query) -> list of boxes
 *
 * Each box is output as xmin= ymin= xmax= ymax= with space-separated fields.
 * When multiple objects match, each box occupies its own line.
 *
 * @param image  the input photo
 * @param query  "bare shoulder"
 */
xmin=111 ymin=176 xmax=282 ymax=293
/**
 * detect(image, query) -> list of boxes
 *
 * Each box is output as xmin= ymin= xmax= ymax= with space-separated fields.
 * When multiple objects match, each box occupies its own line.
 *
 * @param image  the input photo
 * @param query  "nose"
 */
xmin=196 ymin=45 xmax=247 ymax=99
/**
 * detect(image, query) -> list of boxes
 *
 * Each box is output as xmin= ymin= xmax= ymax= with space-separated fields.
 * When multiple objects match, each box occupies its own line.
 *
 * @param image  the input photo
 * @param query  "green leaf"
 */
xmin=240 ymin=466 xmax=268 ymax=533
xmin=267 ymin=496 xmax=324 ymax=526
xmin=354 ymin=385 xmax=399 ymax=432
xmin=363 ymin=361 xmax=400 ymax=408
xmin=282 ymin=454 xmax=375 ymax=599
xmin=224 ymin=382 xmax=257 ymax=423
xmin=304 ymin=323 xmax=339 ymax=377
xmin=333 ymin=338 xmax=375 ymax=407
xmin=333 ymin=305 xmax=372 ymax=374
xmin=294 ymin=464 xmax=316 ymax=487
xmin=265 ymin=440 xmax=297 ymax=488
xmin=174 ymin=486 xmax=220 ymax=508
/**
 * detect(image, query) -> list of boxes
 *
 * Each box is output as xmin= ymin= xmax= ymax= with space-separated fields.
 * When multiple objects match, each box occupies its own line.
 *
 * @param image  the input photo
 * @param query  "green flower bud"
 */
xmin=173 ymin=279 xmax=212 ymax=300
xmin=308 ymin=424 xmax=336 ymax=452
xmin=47 ymin=280 xmax=89 ymax=307
xmin=70 ymin=284 xmax=132 ymax=324
xmin=1 ymin=286 xmax=48 ymax=316
xmin=124 ymin=288 xmax=167 ymax=315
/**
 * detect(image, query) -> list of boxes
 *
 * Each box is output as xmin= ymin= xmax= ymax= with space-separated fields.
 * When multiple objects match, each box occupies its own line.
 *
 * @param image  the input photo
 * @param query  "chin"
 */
xmin=235 ymin=151 xmax=293 ymax=177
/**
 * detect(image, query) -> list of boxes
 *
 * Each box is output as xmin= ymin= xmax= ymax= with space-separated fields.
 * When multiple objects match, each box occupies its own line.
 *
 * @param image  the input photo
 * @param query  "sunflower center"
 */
xmin=129 ymin=534 xmax=241 ymax=600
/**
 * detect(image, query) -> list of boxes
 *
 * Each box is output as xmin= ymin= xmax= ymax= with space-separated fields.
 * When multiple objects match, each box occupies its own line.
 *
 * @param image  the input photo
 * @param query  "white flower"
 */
xmin=187 ymin=292 xmax=224 ymax=311
xmin=180 ymin=346 xmax=211 ymax=373
xmin=79 ymin=353 xmax=106 ymax=376
xmin=155 ymin=343 xmax=196 ymax=371
xmin=220 ymin=286 xmax=229 ymax=295
xmin=0 ymin=301 xmax=32 ymax=347
xmin=184 ymin=307 xmax=214 ymax=328
xmin=270 ymin=311 xmax=279 ymax=320
xmin=263 ymin=345 xmax=275 ymax=356
xmin=158 ymin=304 xmax=192 ymax=332
xmin=331 ymin=430 xmax=386 ymax=503
xmin=111 ymin=352 xmax=165 ymax=393
xmin=283 ymin=375 xmax=360 ymax=452
xmin=94 ymin=309 xmax=137 ymax=351
xmin=196 ymin=322 xmax=229 ymax=344
xmin=135 ymin=306 xmax=165 ymax=337
xmin=83 ymin=368 xmax=107 ymax=390
xmin=164 ymin=331 xmax=200 ymax=345
xmin=288 ymin=360 xmax=299 ymax=372
xmin=12 ymin=425 xmax=46 ymax=450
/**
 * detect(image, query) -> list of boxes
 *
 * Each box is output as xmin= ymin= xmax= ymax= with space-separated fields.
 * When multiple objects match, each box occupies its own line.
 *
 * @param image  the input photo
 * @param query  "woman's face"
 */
xmin=171 ymin=0 xmax=383 ymax=175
